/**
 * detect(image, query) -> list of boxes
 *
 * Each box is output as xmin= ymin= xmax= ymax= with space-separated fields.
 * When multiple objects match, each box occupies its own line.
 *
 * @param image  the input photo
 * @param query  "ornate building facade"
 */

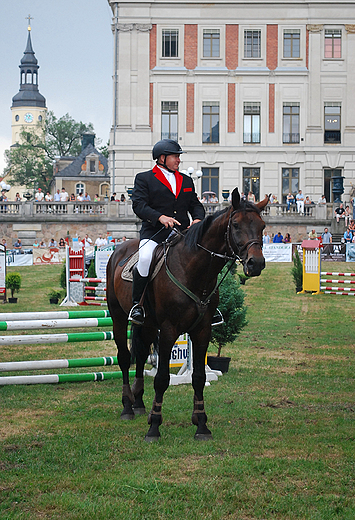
xmin=108 ymin=0 xmax=355 ymax=204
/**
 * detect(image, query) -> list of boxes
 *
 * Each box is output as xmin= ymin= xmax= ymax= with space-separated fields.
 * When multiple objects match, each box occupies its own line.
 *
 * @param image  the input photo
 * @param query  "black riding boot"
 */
xmin=128 ymin=267 xmax=148 ymax=326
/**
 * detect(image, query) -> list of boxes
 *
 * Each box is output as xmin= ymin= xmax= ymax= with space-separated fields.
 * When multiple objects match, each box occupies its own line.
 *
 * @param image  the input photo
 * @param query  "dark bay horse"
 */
xmin=106 ymin=188 xmax=268 ymax=441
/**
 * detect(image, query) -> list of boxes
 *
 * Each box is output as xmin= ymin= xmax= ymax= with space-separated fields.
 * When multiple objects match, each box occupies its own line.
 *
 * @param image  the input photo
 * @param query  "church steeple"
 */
xmin=11 ymin=17 xmax=47 ymax=145
xmin=12 ymin=19 xmax=46 ymax=109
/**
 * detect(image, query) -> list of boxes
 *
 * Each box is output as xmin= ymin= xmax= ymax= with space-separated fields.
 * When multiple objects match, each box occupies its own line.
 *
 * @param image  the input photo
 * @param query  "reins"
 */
xmin=163 ymin=207 xmax=262 ymax=330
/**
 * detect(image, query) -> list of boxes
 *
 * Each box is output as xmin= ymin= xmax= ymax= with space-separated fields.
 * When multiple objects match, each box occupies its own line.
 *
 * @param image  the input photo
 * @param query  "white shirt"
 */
xmin=35 ymin=191 xmax=44 ymax=201
xmin=95 ymin=237 xmax=107 ymax=247
xmin=45 ymin=194 xmax=53 ymax=201
xmin=158 ymin=166 xmax=176 ymax=196
xmin=60 ymin=191 xmax=69 ymax=202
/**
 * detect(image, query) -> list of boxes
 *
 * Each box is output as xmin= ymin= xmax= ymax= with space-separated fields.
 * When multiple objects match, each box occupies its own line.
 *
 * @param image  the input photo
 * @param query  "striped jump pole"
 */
xmin=84 ymin=296 xmax=107 ymax=302
xmin=0 ymin=310 xmax=111 ymax=322
xmin=320 ymin=271 xmax=355 ymax=296
xmin=0 ymin=355 xmax=121 ymax=373
xmin=79 ymin=301 xmax=108 ymax=307
xmin=69 ymin=278 xmax=106 ymax=283
xmin=0 ymin=355 xmax=119 ymax=372
xmin=0 ymin=331 xmax=114 ymax=346
xmin=85 ymin=286 xmax=106 ymax=291
xmin=0 ymin=370 xmax=136 ymax=386
xmin=0 ymin=317 xmax=112 ymax=332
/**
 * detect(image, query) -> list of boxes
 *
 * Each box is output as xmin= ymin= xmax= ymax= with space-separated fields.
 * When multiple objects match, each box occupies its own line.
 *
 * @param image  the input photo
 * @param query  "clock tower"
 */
xmin=11 ymin=19 xmax=47 ymax=144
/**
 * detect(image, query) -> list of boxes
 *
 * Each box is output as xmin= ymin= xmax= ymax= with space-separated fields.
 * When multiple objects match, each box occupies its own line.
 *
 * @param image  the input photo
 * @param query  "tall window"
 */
xmin=324 ymin=103 xmax=341 ymax=143
xmin=244 ymin=30 xmax=261 ymax=58
xmin=282 ymin=168 xmax=299 ymax=203
xmin=162 ymin=30 xmax=178 ymax=57
xmin=202 ymin=103 xmax=219 ymax=143
xmin=76 ymin=183 xmax=85 ymax=195
xmin=203 ymin=29 xmax=220 ymax=57
xmin=283 ymin=30 xmax=300 ymax=58
xmin=283 ymin=103 xmax=300 ymax=143
xmin=161 ymin=102 xmax=178 ymax=140
xmin=325 ymin=29 xmax=341 ymax=58
xmin=243 ymin=103 xmax=260 ymax=143
xmin=243 ymin=168 xmax=260 ymax=201
xmin=324 ymin=169 xmax=342 ymax=202
xmin=201 ymin=167 xmax=219 ymax=195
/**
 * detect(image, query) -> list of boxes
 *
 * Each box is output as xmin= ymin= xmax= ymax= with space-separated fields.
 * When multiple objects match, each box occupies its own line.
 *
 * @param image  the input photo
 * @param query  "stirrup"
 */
xmin=211 ymin=308 xmax=224 ymax=327
xmin=128 ymin=304 xmax=145 ymax=326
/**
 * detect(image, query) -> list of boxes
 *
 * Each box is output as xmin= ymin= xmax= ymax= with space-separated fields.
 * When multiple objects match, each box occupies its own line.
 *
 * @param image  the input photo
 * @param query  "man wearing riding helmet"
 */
xmin=129 ymin=139 xmax=205 ymax=325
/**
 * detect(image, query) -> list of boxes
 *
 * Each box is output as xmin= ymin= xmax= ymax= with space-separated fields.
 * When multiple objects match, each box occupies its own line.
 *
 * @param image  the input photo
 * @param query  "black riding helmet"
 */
xmin=153 ymin=139 xmax=185 ymax=173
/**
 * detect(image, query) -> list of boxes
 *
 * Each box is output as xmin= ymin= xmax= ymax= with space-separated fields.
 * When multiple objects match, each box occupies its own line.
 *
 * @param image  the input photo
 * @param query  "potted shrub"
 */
xmin=207 ymin=266 xmax=248 ymax=373
xmin=291 ymin=249 xmax=303 ymax=293
xmin=5 ymin=272 xmax=22 ymax=303
xmin=48 ymin=289 xmax=62 ymax=304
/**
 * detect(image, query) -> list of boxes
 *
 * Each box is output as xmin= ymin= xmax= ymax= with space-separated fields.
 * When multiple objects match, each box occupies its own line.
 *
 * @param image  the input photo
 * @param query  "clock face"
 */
xmin=24 ymin=112 xmax=33 ymax=123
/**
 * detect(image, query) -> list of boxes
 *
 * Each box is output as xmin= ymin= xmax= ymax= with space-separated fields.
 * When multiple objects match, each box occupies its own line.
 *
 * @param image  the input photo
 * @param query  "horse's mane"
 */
xmin=184 ymin=200 xmax=261 ymax=252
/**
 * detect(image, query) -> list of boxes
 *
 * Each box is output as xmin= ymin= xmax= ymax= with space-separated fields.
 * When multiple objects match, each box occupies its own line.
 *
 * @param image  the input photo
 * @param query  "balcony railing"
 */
xmin=243 ymin=133 xmax=261 ymax=143
xmin=283 ymin=133 xmax=300 ymax=143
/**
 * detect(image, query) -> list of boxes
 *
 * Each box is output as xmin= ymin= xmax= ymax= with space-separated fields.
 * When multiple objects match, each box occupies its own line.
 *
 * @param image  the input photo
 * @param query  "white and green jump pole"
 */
xmin=0 ymin=370 xmax=136 ymax=386
xmin=0 ymin=310 xmax=111 ymax=322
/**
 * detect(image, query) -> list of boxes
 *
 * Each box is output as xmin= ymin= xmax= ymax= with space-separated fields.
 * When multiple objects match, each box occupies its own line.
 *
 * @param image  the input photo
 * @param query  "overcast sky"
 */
xmin=0 ymin=0 xmax=114 ymax=174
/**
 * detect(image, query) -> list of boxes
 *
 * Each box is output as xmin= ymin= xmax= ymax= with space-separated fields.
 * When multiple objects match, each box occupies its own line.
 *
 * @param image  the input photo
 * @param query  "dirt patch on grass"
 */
xmin=0 ymin=409 xmax=52 ymax=440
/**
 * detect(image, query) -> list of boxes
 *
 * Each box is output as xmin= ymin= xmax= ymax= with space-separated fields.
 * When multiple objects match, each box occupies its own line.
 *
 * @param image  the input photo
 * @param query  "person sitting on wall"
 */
xmin=39 ymin=240 xmax=46 ymax=248
xmin=33 ymin=239 xmax=39 ymax=248
xmin=59 ymin=237 xmax=66 ymax=247
xmin=13 ymin=238 xmax=22 ymax=254
xmin=283 ymin=233 xmax=291 ymax=243
xmin=263 ymin=231 xmax=271 ymax=244
xmin=304 ymin=196 xmax=313 ymax=216
xmin=318 ymin=194 xmax=327 ymax=204
xmin=343 ymin=228 xmax=353 ymax=243
xmin=344 ymin=205 xmax=351 ymax=227
xmin=286 ymin=193 xmax=294 ymax=212
xmin=110 ymin=192 xmax=117 ymax=201
xmin=54 ymin=189 xmax=61 ymax=202
xmin=49 ymin=238 xmax=57 ymax=248
xmin=273 ymin=232 xmax=283 ymax=243
xmin=83 ymin=192 xmax=91 ymax=201
xmin=296 ymin=190 xmax=305 ymax=214
xmin=308 ymin=229 xmax=318 ymax=239
xmin=35 ymin=188 xmax=44 ymax=202
xmin=120 ymin=194 xmax=126 ymax=202
xmin=334 ymin=203 xmax=345 ymax=223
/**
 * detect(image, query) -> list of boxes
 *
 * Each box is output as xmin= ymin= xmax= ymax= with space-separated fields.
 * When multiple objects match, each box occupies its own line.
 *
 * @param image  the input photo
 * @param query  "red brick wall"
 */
xmin=186 ymin=83 xmax=194 ymax=132
xmin=184 ymin=25 xmax=198 ymax=69
xmin=269 ymin=83 xmax=275 ymax=133
xmin=149 ymin=83 xmax=153 ymax=131
xmin=150 ymin=24 xmax=156 ymax=70
xmin=228 ymin=83 xmax=236 ymax=132
xmin=267 ymin=24 xmax=278 ymax=70
xmin=226 ymin=24 xmax=238 ymax=70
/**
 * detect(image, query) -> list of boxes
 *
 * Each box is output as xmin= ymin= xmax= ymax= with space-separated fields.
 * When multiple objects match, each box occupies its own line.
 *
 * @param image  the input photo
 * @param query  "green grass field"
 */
xmin=0 ymin=262 xmax=354 ymax=519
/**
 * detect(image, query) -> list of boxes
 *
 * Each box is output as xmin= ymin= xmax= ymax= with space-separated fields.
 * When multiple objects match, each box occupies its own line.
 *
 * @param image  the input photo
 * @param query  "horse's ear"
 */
xmin=231 ymin=188 xmax=240 ymax=209
xmin=256 ymin=194 xmax=269 ymax=211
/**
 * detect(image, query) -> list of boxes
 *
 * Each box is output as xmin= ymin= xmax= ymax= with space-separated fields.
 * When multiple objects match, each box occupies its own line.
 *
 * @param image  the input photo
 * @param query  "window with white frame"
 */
xmin=243 ymin=168 xmax=260 ymax=201
xmin=203 ymin=29 xmax=220 ymax=57
xmin=76 ymin=183 xmax=85 ymax=196
xmin=282 ymin=168 xmax=299 ymax=203
xmin=162 ymin=29 xmax=179 ymax=57
xmin=202 ymin=103 xmax=219 ymax=143
xmin=324 ymin=103 xmax=341 ymax=143
xmin=283 ymin=103 xmax=300 ymax=143
xmin=283 ymin=29 xmax=300 ymax=58
xmin=324 ymin=29 xmax=341 ymax=58
xmin=244 ymin=30 xmax=261 ymax=58
xmin=243 ymin=103 xmax=260 ymax=143
xmin=161 ymin=102 xmax=178 ymax=141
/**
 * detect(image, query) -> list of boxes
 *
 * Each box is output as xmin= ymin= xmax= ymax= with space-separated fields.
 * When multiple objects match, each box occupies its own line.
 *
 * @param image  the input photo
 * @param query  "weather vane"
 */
xmin=26 ymin=14 xmax=33 ymax=31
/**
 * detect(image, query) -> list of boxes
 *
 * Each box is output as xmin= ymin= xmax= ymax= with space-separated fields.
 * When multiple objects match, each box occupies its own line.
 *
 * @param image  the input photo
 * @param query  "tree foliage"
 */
xmin=211 ymin=266 xmax=248 ymax=356
xmin=3 ymin=111 xmax=94 ymax=192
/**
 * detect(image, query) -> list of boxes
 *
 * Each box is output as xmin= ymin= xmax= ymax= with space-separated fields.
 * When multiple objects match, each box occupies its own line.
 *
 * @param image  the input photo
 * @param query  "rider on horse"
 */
xmin=128 ymin=139 xmax=205 ymax=325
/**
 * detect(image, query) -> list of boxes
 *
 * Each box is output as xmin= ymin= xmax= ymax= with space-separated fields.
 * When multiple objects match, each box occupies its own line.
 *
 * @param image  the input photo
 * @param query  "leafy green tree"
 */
xmin=211 ymin=266 xmax=248 ymax=356
xmin=44 ymin=111 xmax=94 ymax=160
xmin=3 ymin=111 xmax=94 ymax=191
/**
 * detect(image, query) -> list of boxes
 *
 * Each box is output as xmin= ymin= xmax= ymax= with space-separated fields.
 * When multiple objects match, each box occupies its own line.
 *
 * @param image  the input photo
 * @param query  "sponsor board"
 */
xmin=263 ymin=243 xmax=292 ymax=262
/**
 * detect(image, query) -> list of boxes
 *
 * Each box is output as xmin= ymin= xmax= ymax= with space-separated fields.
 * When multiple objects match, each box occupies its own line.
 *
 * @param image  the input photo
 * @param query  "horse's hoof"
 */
xmin=194 ymin=433 xmax=213 ymax=441
xmin=133 ymin=407 xmax=146 ymax=416
xmin=120 ymin=412 xmax=135 ymax=420
xmin=144 ymin=434 xmax=160 ymax=443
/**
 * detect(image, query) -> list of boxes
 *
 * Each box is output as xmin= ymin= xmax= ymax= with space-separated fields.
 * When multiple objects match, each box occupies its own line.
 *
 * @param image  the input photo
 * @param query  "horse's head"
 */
xmin=228 ymin=188 xmax=268 ymax=277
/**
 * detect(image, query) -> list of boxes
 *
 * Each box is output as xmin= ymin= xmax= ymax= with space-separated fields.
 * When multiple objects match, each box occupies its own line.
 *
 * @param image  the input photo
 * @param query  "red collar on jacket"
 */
xmin=153 ymin=165 xmax=183 ymax=198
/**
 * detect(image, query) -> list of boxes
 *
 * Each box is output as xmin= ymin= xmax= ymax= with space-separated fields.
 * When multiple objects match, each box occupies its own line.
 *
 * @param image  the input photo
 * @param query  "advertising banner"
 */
xmin=169 ymin=334 xmax=189 ymax=368
xmin=346 ymin=243 xmax=355 ymax=262
xmin=6 ymin=252 xmax=33 ymax=267
xmin=320 ymin=244 xmax=346 ymax=262
xmin=33 ymin=248 xmax=66 ymax=265
xmin=0 ymin=245 xmax=6 ymax=297
xmin=95 ymin=249 xmax=114 ymax=279
xmin=263 ymin=243 xmax=292 ymax=262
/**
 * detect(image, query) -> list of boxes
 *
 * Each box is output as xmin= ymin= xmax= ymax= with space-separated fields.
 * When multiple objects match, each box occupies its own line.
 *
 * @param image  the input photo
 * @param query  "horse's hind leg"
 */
xmin=130 ymin=325 xmax=157 ymax=415
xmin=111 ymin=308 xmax=135 ymax=420
xmin=190 ymin=333 xmax=213 ymax=441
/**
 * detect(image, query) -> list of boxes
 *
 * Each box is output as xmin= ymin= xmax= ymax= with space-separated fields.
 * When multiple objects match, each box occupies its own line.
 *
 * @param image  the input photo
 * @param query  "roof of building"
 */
xmin=55 ymin=143 xmax=109 ymax=178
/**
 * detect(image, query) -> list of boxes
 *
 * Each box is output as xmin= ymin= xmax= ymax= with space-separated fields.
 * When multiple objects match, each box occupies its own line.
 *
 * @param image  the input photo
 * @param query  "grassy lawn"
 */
xmin=0 ymin=262 xmax=354 ymax=519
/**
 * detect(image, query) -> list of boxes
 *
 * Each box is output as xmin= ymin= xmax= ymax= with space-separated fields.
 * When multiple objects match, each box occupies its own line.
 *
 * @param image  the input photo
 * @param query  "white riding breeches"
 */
xmin=137 ymin=239 xmax=159 ymax=277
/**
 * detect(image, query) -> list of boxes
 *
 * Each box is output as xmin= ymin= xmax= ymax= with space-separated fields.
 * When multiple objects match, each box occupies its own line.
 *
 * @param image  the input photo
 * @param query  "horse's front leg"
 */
xmin=112 ymin=318 xmax=135 ymax=420
xmin=191 ymin=330 xmax=213 ymax=441
xmin=145 ymin=330 xmax=173 ymax=442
